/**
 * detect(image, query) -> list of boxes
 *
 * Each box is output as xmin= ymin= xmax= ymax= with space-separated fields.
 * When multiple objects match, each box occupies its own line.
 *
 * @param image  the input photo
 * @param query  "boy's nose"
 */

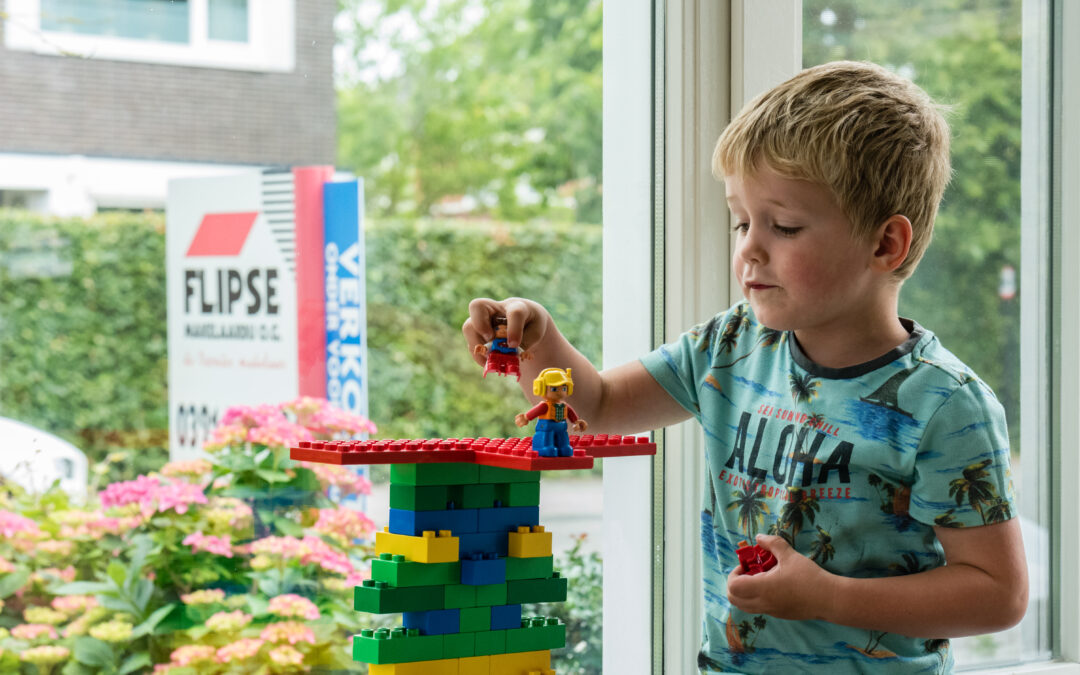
xmin=736 ymin=228 xmax=767 ymax=265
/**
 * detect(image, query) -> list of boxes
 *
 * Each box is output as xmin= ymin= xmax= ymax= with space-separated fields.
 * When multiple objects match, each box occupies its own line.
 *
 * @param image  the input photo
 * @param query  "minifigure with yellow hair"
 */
xmin=515 ymin=367 xmax=588 ymax=457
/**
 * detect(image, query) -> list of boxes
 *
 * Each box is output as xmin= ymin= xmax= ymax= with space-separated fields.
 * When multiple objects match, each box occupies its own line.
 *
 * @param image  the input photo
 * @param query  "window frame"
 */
xmin=603 ymin=1 xmax=1080 ymax=672
xmin=3 ymin=0 xmax=294 ymax=72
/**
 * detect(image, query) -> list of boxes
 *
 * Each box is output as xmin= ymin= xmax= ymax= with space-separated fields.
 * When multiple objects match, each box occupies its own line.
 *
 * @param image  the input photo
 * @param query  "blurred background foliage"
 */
xmin=0 ymin=212 xmax=599 ymax=471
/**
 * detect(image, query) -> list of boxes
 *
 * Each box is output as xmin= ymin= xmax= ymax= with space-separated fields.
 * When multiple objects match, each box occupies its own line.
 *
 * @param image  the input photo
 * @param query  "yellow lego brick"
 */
xmin=458 ymin=655 xmax=490 ymax=675
xmin=369 ymin=656 xmax=459 ymax=675
xmin=508 ymin=526 xmax=553 ymax=559
xmin=489 ymin=649 xmax=551 ymax=673
xmin=376 ymin=528 xmax=460 ymax=563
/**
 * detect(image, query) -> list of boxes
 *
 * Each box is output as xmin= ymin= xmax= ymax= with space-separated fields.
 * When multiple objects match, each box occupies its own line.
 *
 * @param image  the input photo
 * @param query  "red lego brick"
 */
xmin=290 ymin=434 xmax=655 ymax=471
xmin=735 ymin=541 xmax=777 ymax=576
xmin=571 ymin=434 xmax=657 ymax=458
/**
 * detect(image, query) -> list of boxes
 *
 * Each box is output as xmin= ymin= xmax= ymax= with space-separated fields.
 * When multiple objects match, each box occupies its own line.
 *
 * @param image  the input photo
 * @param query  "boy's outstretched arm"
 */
xmin=462 ymin=297 xmax=690 ymax=434
xmin=727 ymin=518 xmax=1028 ymax=637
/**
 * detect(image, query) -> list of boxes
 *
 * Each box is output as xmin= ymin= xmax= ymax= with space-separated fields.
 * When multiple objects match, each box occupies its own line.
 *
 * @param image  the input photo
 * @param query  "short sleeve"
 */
xmin=908 ymin=380 xmax=1016 ymax=529
xmin=639 ymin=308 xmax=739 ymax=422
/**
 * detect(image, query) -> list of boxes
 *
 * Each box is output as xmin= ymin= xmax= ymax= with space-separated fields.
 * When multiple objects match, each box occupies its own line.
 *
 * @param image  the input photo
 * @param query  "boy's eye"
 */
xmin=731 ymin=222 xmax=749 ymax=234
xmin=774 ymin=225 xmax=802 ymax=237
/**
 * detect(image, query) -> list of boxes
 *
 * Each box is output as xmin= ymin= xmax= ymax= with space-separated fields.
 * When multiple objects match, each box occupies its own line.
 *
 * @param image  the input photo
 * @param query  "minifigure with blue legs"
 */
xmin=515 ymin=367 xmax=588 ymax=457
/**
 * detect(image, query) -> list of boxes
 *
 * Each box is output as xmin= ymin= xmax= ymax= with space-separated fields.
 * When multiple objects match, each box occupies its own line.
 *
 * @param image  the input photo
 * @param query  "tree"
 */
xmin=336 ymin=0 xmax=602 ymax=222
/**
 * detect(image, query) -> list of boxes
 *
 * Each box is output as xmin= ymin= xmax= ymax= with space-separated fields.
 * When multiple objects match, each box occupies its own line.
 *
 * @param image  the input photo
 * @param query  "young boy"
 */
xmin=462 ymin=61 xmax=1027 ymax=672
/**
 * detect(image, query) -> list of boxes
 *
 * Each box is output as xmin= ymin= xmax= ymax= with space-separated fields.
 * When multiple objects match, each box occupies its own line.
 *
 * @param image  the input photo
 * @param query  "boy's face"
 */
xmin=725 ymin=169 xmax=882 ymax=336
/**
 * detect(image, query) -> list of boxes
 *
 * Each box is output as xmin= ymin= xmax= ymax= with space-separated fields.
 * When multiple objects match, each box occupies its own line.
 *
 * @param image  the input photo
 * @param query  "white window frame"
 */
xmin=2 ymin=0 xmax=295 ymax=72
xmin=604 ymin=1 xmax=1080 ymax=673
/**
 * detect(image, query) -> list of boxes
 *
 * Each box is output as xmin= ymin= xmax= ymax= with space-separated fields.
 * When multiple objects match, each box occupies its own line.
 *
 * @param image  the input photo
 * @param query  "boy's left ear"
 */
xmin=872 ymin=215 xmax=913 ymax=273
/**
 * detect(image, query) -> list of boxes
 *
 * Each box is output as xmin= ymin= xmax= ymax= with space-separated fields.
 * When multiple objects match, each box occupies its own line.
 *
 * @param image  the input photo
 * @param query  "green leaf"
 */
xmin=118 ymin=653 xmax=152 ymax=675
xmin=107 ymin=561 xmax=127 ymax=588
xmin=131 ymin=603 xmax=174 ymax=639
xmin=74 ymin=637 xmax=115 ymax=668
xmin=272 ymin=516 xmax=304 ymax=537
xmin=52 ymin=580 xmax=112 ymax=596
xmin=0 ymin=569 xmax=29 ymax=598
xmin=132 ymin=578 xmax=154 ymax=614
xmin=256 ymin=469 xmax=292 ymax=483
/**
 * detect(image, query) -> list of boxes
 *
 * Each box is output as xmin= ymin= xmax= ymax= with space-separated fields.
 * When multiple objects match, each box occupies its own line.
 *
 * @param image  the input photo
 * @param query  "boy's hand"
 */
xmin=463 ymin=298 xmax=551 ymax=367
xmin=726 ymin=534 xmax=834 ymax=621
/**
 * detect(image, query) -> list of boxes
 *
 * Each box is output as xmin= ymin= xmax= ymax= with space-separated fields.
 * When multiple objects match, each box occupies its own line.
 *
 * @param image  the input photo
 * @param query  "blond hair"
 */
xmin=713 ymin=61 xmax=951 ymax=279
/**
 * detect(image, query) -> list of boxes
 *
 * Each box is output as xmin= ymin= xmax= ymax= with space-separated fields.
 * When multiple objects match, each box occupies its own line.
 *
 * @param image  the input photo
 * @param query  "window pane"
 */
xmin=41 ymin=0 xmax=190 ymax=43
xmin=208 ymin=0 xmax=248 ymax=42
xmin=803 ymin=0 xmax=1048 ymax=668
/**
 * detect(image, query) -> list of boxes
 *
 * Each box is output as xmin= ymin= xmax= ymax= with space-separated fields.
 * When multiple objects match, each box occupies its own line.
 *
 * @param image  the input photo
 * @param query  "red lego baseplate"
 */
xmin=290 ymin=434 xmax=656 ymax=472
xmin=735 ymin=541 xmax=778 ymax=576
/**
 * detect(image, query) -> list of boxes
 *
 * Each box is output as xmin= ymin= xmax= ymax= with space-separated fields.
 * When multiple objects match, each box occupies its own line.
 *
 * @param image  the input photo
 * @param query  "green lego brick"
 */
xmin=473 ymin=629 xmax=508 ymax=656
xmin=389 ymin=484 xmax=450 ymax=510
xmin=477 ymin=465 xmax=540 ymax=483
xmin=353 ymin=627 xmax=444 ymax=664
xmin=444 ymin=584 xmax=477 ymax=609
xmin=505 ymin=555 xmax=554 ymax=581
xmin=505 ymin=617 xmax=566 ymax=652
xmin=354 ymin=580 xmax=444 ymax=613
xmin=442 ymin=631 xmax=475 ymax=658
xmin=495 ymin=481 xmax=541 ymax=507
xmin=505 ymin=574 xmax=567 ymax=604
xmin=459 ymin=483 xmax=497 ymax=508
xmin=459 ymin=606 xmax=491 ymax=633
xmin=474 ymin=582 xmax=508 ymax=607
xmin=371 ymin=553 xmax=462 ymax=587
xmin=391 ymin=462 xmax=479 ymax=486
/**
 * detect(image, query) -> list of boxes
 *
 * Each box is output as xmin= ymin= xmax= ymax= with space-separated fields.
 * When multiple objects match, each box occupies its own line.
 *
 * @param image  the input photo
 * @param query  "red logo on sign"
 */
xmin=186 ymin=212 xmax=259 ymax=257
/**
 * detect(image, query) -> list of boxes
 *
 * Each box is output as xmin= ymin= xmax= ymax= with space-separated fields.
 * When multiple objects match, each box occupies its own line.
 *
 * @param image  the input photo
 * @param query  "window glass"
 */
xmin=41 ymin=0 xmax=190 ymax=43
xmin=208 ymin=0 xmax=248 ymax=42
xmin=0 ymin=0 xmax=601 ymax=672
xmin=803 ymin=0 xmax=1048 ymax=668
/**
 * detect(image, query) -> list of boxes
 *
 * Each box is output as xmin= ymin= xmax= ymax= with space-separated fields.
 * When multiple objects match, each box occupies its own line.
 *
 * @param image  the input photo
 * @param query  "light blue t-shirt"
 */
xmin=640 ymin=302 xmax=1015 ymax=675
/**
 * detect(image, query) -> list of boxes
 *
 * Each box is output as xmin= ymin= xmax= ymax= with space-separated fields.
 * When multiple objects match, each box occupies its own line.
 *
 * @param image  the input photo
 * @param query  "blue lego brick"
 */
xmin=476 ymin=506 xmax=539 ymax=533
xmin=458 ymin=531 xmax=508 ymax=557
xmin=389 ymin=507 xmax=479 ymax=536
xmin=403 ymin=608 xmax=460 ymax=635
xmin=490 ymin=604 xmax=522 ymax=630
xmin=460 ymin=553 xmax=507 ymax=586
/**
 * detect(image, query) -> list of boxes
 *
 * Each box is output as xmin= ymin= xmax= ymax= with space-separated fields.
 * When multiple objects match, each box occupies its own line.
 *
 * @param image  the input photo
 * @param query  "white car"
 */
xmin=0 ymin=416 xmax=88 ymax=502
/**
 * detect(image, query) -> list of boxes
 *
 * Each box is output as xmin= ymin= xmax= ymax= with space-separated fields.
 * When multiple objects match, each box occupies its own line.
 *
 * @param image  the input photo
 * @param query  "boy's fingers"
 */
xmin=466 ymin=298 xmax=500 ymax=341
xmin=503 ymin=298 xmax=547 ymax=351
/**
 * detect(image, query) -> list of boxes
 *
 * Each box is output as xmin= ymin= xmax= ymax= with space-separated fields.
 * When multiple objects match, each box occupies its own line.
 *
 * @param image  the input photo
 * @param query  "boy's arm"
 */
xmin=727 ymin=519 xmax=1028 ymax=637
xmin=463 ymin=297 xmax=691 ymax=434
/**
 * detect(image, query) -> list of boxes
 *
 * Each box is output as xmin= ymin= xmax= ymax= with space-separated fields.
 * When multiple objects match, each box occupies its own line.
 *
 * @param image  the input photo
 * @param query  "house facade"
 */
xmin=0 ymin=0 xmax=336 ymax=214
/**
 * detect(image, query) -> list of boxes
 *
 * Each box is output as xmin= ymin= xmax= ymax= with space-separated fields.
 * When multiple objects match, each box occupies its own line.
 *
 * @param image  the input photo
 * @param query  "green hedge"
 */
xmin=0 ymin=211 xmax=168 ymax=474
xmin=0 ymin=210 xmax=602 ymax=466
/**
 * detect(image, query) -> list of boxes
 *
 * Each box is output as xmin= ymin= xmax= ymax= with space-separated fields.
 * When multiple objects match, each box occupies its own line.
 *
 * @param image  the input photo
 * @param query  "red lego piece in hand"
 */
xmin=735 ymin=541 xmax=777 ymax=576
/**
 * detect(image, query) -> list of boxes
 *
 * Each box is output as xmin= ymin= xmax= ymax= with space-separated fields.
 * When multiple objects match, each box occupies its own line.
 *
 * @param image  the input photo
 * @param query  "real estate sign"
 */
xmin=165 ymin=167 xmax=368 ymax=460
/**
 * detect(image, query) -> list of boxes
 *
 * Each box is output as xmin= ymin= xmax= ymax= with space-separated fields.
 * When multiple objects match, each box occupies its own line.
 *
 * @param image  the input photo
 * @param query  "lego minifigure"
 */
xmin=516 ymin=368 xmax=588 ymax=457
xmin=474 ymin=315 xmax=533 ymax=380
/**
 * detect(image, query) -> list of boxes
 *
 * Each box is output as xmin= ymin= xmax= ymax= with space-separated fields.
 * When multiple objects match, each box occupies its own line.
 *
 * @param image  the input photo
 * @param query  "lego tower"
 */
xmin=292 ymin=434 xmax=655 ymax=674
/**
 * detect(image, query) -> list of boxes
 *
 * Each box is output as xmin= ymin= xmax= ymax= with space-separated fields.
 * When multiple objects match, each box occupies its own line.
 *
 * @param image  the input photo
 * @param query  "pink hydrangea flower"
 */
xmin=314 ymin=507 xmax=376 ymax=541
xmin=51 ymin=595 xmax=98 ymax=615
xmin=268 ymin=594 xmax=320 ymax=620
xmin=182 ymin=532 xmax=234 ymax=558
xmin=180 ymin=589 xmax=226 ymax=605
xmin=250 ymin=535 xmax=355 ymax=575
xmin=12 ymin=623 xmax=59 ymax=640
xmin=169 ymin=644 xmax=217 ymax=666
xmin=0 ymin=510 xmax=40 ymax=538
xmin=216 ymin=638 xmax=264 ymax=663
xmin=0 ymin=557 xmax=15 ymax=574
xmin=260 ymin=621 xmax=316 ymax=645
xmin=100 ymin=476 xmax=207 ymax=517
xmin=301 ymin=463 xmax=373 ymax=496
xmin=160 ymin=459 xmax=213 ymax=480
xmin=268 ymin=645 xmax=305 ymax=667
xmin=206 ymin=610 xmax=253 ymax=632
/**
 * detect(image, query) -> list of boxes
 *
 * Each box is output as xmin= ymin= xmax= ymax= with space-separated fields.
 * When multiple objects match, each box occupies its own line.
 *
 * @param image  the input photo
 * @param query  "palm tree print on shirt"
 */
xmin=715 ymin=326 xmax=784 ymax=369
xmin=807 ymin=525 xmax=835 ymax=564
xmin=717 ymin=305 xmax=752 ymax=355
xmin=772 ymin=487 xmax=821 ymax=544
xmin=789 ymin=371 xmax=820 ymax=405
xmin=726 ymin=488 xmax=771 ymax=539
xmin=947 ymin=459 xmax=1011 ymax=525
